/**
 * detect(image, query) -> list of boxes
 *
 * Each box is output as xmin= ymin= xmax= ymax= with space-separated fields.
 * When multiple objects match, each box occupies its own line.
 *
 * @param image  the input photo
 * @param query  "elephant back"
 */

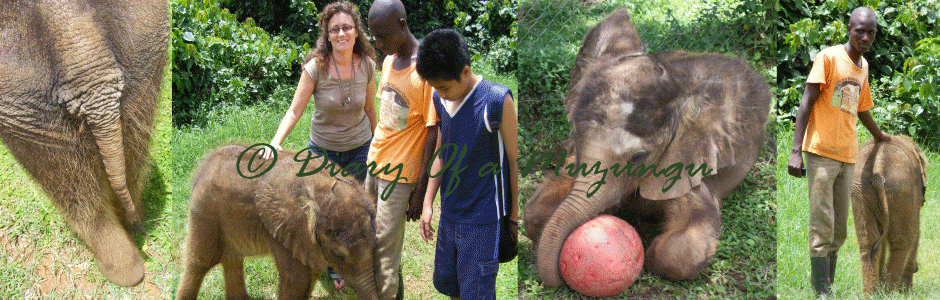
xmin=855 ymin=135 xmax=928 ymax=202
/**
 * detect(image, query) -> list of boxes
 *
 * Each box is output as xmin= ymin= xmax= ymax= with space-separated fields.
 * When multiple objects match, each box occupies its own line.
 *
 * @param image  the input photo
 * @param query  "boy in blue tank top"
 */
xmin=415 ymin=29 xmax=519 ymax=300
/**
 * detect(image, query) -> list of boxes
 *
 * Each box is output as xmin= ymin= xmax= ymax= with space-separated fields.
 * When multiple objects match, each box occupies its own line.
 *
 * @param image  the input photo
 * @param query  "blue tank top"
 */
xmin=433 ymin=78 xmax=512 ymax=225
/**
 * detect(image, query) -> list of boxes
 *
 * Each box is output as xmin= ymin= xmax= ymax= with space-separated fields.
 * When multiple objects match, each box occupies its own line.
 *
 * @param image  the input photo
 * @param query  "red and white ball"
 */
xmin=559 ymin=215 xmax=644 ymax=297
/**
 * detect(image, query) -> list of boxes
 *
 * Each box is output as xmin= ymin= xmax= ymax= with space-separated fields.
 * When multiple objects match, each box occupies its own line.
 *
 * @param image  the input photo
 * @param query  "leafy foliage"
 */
xmin=777 ymin=0 xmax=939 ymax=149
xmin=218 ymin=0 xmax=320 ymax=47
xmin=216 ymin=0 xmax=517 ymax=72
xmin=171 ymin=0 xmax=306 ymax=126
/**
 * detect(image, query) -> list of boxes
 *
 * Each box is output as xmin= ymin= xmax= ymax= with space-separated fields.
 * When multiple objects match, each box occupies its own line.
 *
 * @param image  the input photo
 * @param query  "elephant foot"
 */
xmin=94 ymin=251 xmax=145 ymax=287
xmin=645 ymin=226 xmax=716 ymax=281
xmin=84 ymin=216 xmax=145 ymax=286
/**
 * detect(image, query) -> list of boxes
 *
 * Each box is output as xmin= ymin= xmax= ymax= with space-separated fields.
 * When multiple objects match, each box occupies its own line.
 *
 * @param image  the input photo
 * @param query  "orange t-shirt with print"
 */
xmin=802 ymin=45 xmax=874 ymax=163
xmin=368 ymin=55 xmax=439 ymax=183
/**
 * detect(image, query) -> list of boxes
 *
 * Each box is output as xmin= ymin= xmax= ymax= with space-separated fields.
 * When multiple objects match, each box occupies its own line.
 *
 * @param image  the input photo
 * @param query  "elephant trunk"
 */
xmin=91 ymin=117 xmax=141 ymax=229
xmin=40 ymin=0 xmax=141 ymax=231
xmin=349 ymin=266 xmax=379 ymax=300
xmin=536 ymin=170 xmax=627 ymax=287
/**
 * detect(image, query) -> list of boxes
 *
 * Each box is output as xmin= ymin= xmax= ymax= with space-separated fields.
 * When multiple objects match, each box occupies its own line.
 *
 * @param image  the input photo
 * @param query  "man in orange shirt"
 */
xmin=787 ymin=6 xmax=891 ymax=298
xmin=368 ymin=1 xmax=439 ymax=298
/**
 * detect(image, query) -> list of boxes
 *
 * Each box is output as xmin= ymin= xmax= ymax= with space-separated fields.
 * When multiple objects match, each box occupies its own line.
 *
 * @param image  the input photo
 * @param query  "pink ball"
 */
xmin=559 ymin=215 xmax=644 ymax=297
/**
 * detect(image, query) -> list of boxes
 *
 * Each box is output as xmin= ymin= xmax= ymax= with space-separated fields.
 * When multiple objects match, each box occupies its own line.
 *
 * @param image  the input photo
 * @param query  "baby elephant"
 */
xmin=851 ymin=135 xmax=927 ymax=294
xmin=176 ymin=144 xmax=379 ymax=299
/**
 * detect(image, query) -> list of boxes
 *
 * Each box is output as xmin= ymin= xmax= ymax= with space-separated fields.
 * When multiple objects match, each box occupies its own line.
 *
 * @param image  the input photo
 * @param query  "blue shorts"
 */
xmin=433 ymin=218 xmax=500 ymax=300
xmin=308 ymin=139 xmax=371 ymax=182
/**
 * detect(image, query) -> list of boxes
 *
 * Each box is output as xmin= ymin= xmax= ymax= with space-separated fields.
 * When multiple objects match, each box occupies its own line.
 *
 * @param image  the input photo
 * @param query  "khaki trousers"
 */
xmin=373 ymin=178 xmax=414 ymax=299
xmin=805 ymin=152 xmax=854 ymax=257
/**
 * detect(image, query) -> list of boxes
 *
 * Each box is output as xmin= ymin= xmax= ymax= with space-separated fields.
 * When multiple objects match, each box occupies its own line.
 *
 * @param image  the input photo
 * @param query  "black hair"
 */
xmin=416 ymin=29 xmax=471 ymax=81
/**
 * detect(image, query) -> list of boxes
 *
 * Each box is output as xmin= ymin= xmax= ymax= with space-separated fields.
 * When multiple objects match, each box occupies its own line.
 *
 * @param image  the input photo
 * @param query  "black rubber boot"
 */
xmin=811 ymin=256 xmax=831 ymax=298
xmin=828 ymin=252 xmax=837 ymax=285
xmin=395 ymin=268 xmax=404 ymax=300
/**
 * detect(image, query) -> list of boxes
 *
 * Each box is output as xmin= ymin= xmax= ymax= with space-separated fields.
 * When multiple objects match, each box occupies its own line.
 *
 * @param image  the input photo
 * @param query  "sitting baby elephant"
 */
xmin=175 ymin=144 xmax=379 ymax=299
xmin=852 ymin=135 xmax=927 ymax=294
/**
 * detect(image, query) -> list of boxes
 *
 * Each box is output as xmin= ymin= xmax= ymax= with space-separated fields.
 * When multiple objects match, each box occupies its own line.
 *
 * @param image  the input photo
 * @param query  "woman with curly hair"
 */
xmin=264 ymin=1 xmax=376 ymax=184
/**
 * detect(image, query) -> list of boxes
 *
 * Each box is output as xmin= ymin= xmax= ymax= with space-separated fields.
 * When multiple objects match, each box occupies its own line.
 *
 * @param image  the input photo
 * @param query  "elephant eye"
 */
xmin=629 ymin=151 xmax=649 ymax=164
xmin=331 ymin=250 xmax=345 ymax=262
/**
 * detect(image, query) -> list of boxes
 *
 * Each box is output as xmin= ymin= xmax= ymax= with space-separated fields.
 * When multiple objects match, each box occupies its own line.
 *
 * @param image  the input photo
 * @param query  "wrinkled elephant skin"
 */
xmin=0 ymin=0 xmax=168 ymax=287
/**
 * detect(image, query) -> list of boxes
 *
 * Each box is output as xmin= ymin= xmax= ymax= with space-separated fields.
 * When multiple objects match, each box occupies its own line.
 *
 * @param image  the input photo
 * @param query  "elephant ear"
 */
xmin=638 ymin=53 xmax=764 ymax=200
xmin=567 ymin=8 xmax=647 ymax=114
xmin=254 ymin=178 xmax=325 ymax=267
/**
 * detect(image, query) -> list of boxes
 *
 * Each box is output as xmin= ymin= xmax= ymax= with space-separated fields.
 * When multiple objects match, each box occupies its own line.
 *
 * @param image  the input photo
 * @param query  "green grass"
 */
xmin=0 ymin=51 xmax=174 ymax=298
xmin=776 ymin=124 xmax=940 ymax=299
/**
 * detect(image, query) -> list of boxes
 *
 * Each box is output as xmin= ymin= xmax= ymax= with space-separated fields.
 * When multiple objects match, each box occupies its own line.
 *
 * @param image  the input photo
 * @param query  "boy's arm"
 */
xmin=501 ymin=94 xmax=520 ymax=223
xmin=420 ymin=129 xmax=443 ymax=243
xmin=407 ymin=125 xmax=438 ymax=222
xmin=787 ymin=82 xmax=819 ymax=178
xmin=858 ymin=110 xmax=891 ymax=142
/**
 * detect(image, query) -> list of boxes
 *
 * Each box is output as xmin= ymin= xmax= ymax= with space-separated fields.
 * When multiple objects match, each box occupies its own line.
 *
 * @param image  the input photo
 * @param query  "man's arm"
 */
xmin=858 ymin=110 xmax=891 ymax=142
xmin=407 ymin=125 xmax=438 ymax=222
xmin=788 ymin=82 xmax=820 ymax=178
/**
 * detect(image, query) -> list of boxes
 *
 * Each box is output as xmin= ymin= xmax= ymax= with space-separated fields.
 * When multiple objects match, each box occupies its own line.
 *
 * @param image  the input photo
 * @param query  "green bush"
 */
xmin=172 ymin=0 xmax=306 ymax=126
xmin=872 ymin=37 xmax=940 ymax=148
xmin=216 ymin=0 xmax=517 ymax=72
xmin=219 ymin=0 xmax=320 ymax=47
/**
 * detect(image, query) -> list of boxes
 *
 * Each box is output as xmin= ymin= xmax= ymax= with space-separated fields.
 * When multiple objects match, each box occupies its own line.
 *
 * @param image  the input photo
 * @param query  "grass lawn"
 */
xmin=776 ymin=125 xmax=940 ymax=299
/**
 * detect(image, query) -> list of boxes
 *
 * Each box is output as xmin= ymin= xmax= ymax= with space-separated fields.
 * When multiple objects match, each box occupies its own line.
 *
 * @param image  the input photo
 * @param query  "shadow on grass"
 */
xmin=136 ymin=166 xmax=169 ymax=249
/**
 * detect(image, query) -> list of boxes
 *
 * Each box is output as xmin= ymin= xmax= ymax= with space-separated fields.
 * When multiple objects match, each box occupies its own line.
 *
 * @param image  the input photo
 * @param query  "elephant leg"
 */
xmin=220 ymin=249 xmax=250 ymax=300
xmin=886 ymin=210 xmax=920 ymax=292
xmin=886 ymin=245 xmax=913 ymax=291
xmin=523 ymin=174 xmax=573 ymax=244
xmin=900 ymin=240 xmax=918 ymax=293
xmin=645 ymin=186 xmax=719 ymax=281
xmin=268 ymin=234 xmax=311 ymax=300
xmin=851 ymin=192 xmax=881 ymax=294
xmin=175 ymin=215 xmax=223 ymax=300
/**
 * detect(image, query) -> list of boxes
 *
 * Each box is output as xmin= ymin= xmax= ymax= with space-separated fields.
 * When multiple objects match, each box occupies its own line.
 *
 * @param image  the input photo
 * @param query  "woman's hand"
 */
xmin=261 ymin=143 xmax=283 ymax=160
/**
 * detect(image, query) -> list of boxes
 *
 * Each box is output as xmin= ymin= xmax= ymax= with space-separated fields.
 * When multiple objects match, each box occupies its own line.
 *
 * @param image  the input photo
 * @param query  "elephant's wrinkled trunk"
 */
xmin=91 ymin=117 xmax=141 ymax=229
xmin=350 ymin=264 xmax=379 ymax=299
xmin=536 ymin=171 xmax=627 ymax=287
xmin=41 ymin=0 xmax=142 ymax=232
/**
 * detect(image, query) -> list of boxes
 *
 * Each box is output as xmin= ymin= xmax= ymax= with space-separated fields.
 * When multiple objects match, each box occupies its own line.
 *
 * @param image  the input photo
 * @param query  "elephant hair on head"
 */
xmin=851 ymin=135 xmax=927 ymax=294
xmin=523 ymin=8 xmax=771 ymax=287
xmin=0 ymin=0 xmax=169 ymax=287
xmin=176 ymin=144 xmax=380 ymax=300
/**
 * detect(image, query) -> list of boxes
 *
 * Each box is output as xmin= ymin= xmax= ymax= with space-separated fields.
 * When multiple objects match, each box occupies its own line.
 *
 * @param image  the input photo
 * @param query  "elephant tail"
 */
xmin=868 ymin=174 xmax=889 ymax=262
